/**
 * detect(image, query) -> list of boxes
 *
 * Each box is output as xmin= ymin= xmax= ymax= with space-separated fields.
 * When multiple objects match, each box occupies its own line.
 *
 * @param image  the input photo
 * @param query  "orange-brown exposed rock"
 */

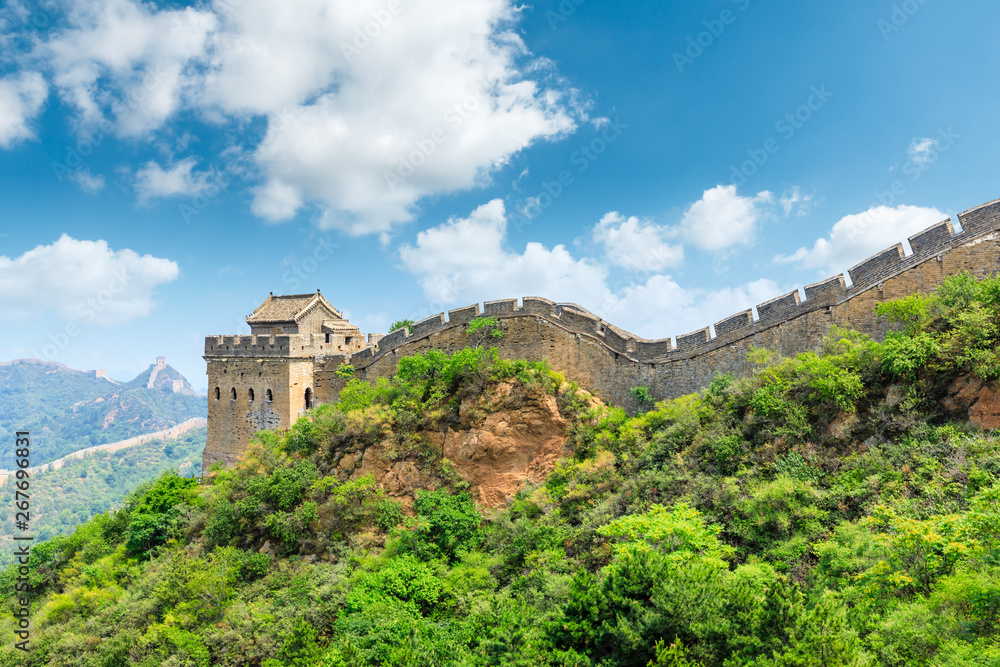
xmin=334 ymin=383 xmax=584 ymax=509
xmin=944 ymin=375 xmax=1000 ymax=430
xmin=826 ymin=412 xmax=857 ymax=440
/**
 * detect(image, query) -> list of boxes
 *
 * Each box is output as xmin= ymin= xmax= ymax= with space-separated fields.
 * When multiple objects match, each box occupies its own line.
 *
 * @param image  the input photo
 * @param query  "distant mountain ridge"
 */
xmin=127 ymin=356 xmax=200 ymax=395
xmin=0 ymin=357 xmax=206 ymax=465
xmin=0 ymin=357 xmax=117 ymax=379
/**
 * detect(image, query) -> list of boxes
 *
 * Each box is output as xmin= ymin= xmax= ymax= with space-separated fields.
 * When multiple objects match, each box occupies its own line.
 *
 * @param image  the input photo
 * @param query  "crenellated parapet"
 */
xmin=204 ymin=197 xmax=1000 ymax=471
xmin=317 ymin=198 xmax=1000 ymax=373
xmin=205 ymin=334 xmax=299 ymax=357
xmin=204 ymin=332 xmax=384 ymax=358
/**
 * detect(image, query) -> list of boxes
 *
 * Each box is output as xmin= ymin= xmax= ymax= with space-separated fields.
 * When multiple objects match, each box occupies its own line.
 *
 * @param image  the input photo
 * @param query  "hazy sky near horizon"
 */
xmin=0 ymin=0 xmax=997 ymax=387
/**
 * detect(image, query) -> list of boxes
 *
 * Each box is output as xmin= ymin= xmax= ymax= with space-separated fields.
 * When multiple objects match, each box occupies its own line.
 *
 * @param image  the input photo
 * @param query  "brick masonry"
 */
xmin=203 ymin=198 xmax=1000 ymax=470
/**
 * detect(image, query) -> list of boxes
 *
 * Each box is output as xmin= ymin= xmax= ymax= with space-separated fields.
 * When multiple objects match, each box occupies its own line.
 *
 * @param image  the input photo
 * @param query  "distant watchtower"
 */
xmin=202 ymin=291 xmax=379 ymax=471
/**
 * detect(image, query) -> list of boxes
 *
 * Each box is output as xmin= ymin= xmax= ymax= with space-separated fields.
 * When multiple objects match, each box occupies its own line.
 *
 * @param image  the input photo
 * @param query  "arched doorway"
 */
xmin=304 ymin=387 xmax=312 ymax=409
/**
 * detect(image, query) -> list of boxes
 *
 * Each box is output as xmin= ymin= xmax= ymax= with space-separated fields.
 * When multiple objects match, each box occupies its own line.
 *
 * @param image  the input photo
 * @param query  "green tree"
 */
xmin=466 ymin=316 xmax=503 ymax=348
xmin=389 ymin=319 xmax=415 ymax=333
xmin=403 ymin=489 xmax=483 ymax=562
xmin=123 ymin=472 xmax=198 ymax=559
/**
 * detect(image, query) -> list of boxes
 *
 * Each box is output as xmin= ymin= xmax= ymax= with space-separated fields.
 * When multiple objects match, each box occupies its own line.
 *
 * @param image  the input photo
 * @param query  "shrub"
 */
xmin=388 ymin=319 xmax=415 ymax=333
xmin=631 ymin=385 xmax=652 ymax=408
xmin=876 ymin=293 xmax=937 ymax=335
xmin=337 ymin=378 xmax=377 ymax=412
xmin=204 ymin=498 xmax=239 ymax=546
xmin=123 ymin=472 xmax=198 ymax=559
xmin=882 ymin=331 xmax=940 ymax=380
xmin=402 ymin=489 xmax=483 ymax=562
xmin=234 ymin=550 xmax=271 ymax=581
xmin=466 ymin=316 xmax=503 ymax=347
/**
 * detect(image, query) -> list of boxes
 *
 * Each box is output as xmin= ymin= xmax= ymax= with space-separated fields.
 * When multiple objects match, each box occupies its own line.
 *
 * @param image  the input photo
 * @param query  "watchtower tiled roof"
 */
xmin=247 ymin=291 xmax=344 ymax=324
xmin=322 ymin=319 xmax=362 ymax=333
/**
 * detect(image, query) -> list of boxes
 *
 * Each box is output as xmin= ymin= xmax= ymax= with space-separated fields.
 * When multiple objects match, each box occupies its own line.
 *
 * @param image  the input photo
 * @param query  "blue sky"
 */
xmin=0 ymin=0 xmax=997 ymax=389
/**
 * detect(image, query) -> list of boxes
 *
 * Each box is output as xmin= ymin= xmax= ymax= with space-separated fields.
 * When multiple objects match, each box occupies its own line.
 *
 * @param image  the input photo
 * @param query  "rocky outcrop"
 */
xmin=944 ymin=375 xmax=1000 ymax=430
xmin=330 ymin=383 xmax=593 ymax=509
xmin=428 ymin=384 xmax=570 ymax=507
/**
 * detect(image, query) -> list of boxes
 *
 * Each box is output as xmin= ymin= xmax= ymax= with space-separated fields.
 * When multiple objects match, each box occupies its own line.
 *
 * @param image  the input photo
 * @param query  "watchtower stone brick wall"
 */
xmin=203 ymin=291 xmax=379 ymax=470
xmin=204 ymin=198 xmax=1000 ymax=472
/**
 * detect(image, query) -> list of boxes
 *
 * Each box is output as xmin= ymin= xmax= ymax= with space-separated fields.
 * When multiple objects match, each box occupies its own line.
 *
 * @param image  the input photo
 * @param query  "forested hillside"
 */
xmin=0 ymin=360 xmax=205 ymax=465
xmin=5 ymin=273 xmax=1000 ymax=666
xmin=0 ymin=427 xmax=204 ymax=566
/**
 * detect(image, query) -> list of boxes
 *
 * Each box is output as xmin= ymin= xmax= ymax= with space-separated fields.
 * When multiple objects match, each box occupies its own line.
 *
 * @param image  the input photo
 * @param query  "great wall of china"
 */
xmin=202 ymin=198 xmax=1000 ymax=469
xmin=0 ymin=418 xmax=207 ymax=482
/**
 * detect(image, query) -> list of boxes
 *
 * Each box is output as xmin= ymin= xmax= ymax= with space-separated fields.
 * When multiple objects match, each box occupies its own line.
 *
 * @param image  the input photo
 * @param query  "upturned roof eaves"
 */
xmin=246 ymin=292 xmax=346 ymax=323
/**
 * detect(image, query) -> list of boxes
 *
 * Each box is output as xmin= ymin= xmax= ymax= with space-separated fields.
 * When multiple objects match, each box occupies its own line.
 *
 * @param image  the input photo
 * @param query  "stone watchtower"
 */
xmin=202 ymin=291 xmax=377 ymax=471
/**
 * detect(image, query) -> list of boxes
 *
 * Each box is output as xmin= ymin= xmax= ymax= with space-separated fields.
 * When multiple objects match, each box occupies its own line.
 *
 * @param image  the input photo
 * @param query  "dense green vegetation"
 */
xmin=6 ymin=273 xmax=1000 ymax=665
xmin=0 ymin=363 xmax=112 ymax=453
xmin=0 ymin=428 xmax=204 ymax=566
xmin=0 ymin=362 xmax=205 ymax=465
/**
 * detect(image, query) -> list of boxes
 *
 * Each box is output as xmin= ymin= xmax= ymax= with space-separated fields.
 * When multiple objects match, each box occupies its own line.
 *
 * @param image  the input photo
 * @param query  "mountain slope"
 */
xmin=0 ymin=426 xmax=205 ymax=566
xmin=127 ymin=360 xmax=199 ymax=395
xmin=0 ymin=359 xmax=115 ymax=437
xmin=5 ymin=273 xmax=1000 ymax=665
xmin=0 ymin=359 xmax=205 ymax=465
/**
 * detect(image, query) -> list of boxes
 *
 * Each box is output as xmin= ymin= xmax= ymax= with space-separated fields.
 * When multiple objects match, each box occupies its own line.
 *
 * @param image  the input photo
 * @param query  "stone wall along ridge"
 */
xmin=331 ymin=198 xmax=1000 ymax=367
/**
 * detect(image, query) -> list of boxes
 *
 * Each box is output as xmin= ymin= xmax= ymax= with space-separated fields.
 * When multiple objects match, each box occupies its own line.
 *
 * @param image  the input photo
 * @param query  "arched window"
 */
xmin=248 ymin=388 xmax=255 ymax=402
xmin=215 ymin=387 xmax=220 ymax=401
xmin=231 ymin=387 xmax=237 ymax=401
xmin=266 ymin=389 xmax=273 ymax=402
xmin=304 ymin=387 xmax=313 ymax=409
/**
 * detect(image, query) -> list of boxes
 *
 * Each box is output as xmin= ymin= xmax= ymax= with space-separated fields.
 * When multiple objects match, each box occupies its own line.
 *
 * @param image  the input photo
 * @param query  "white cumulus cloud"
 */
xmin=68 ymin=168 xmax=106 ymax=193
xmin=0 ymin=235 xmax=180 ymax=324
xmin=400 ymin=199 xmax=609 ymax=307
xmin=27 ymin=0 xmax=585 ymax=234
xmin=0 ymin=71 xmax=48 ymax=148
xmin=42 ymin=0 xmax=217 ymax=136
xmin=399 ymin=199 xmax=786 ymax=341
xmin=134 ymin=158 xmax=214 ymax=202
xmin=674 ymin=184 xmax=773 ymax=251
xmin=779 ymin=186 xmax=814 ymax=216
xmin=592 ymin=212 xmax=683 ymax=272
xmin=908 ymin=137 xmax=939 ymax=168
xmin=774 ymin=204 xmax=948 ymax=277
xmin=605 ymin=275 xmax=784 ymax=339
